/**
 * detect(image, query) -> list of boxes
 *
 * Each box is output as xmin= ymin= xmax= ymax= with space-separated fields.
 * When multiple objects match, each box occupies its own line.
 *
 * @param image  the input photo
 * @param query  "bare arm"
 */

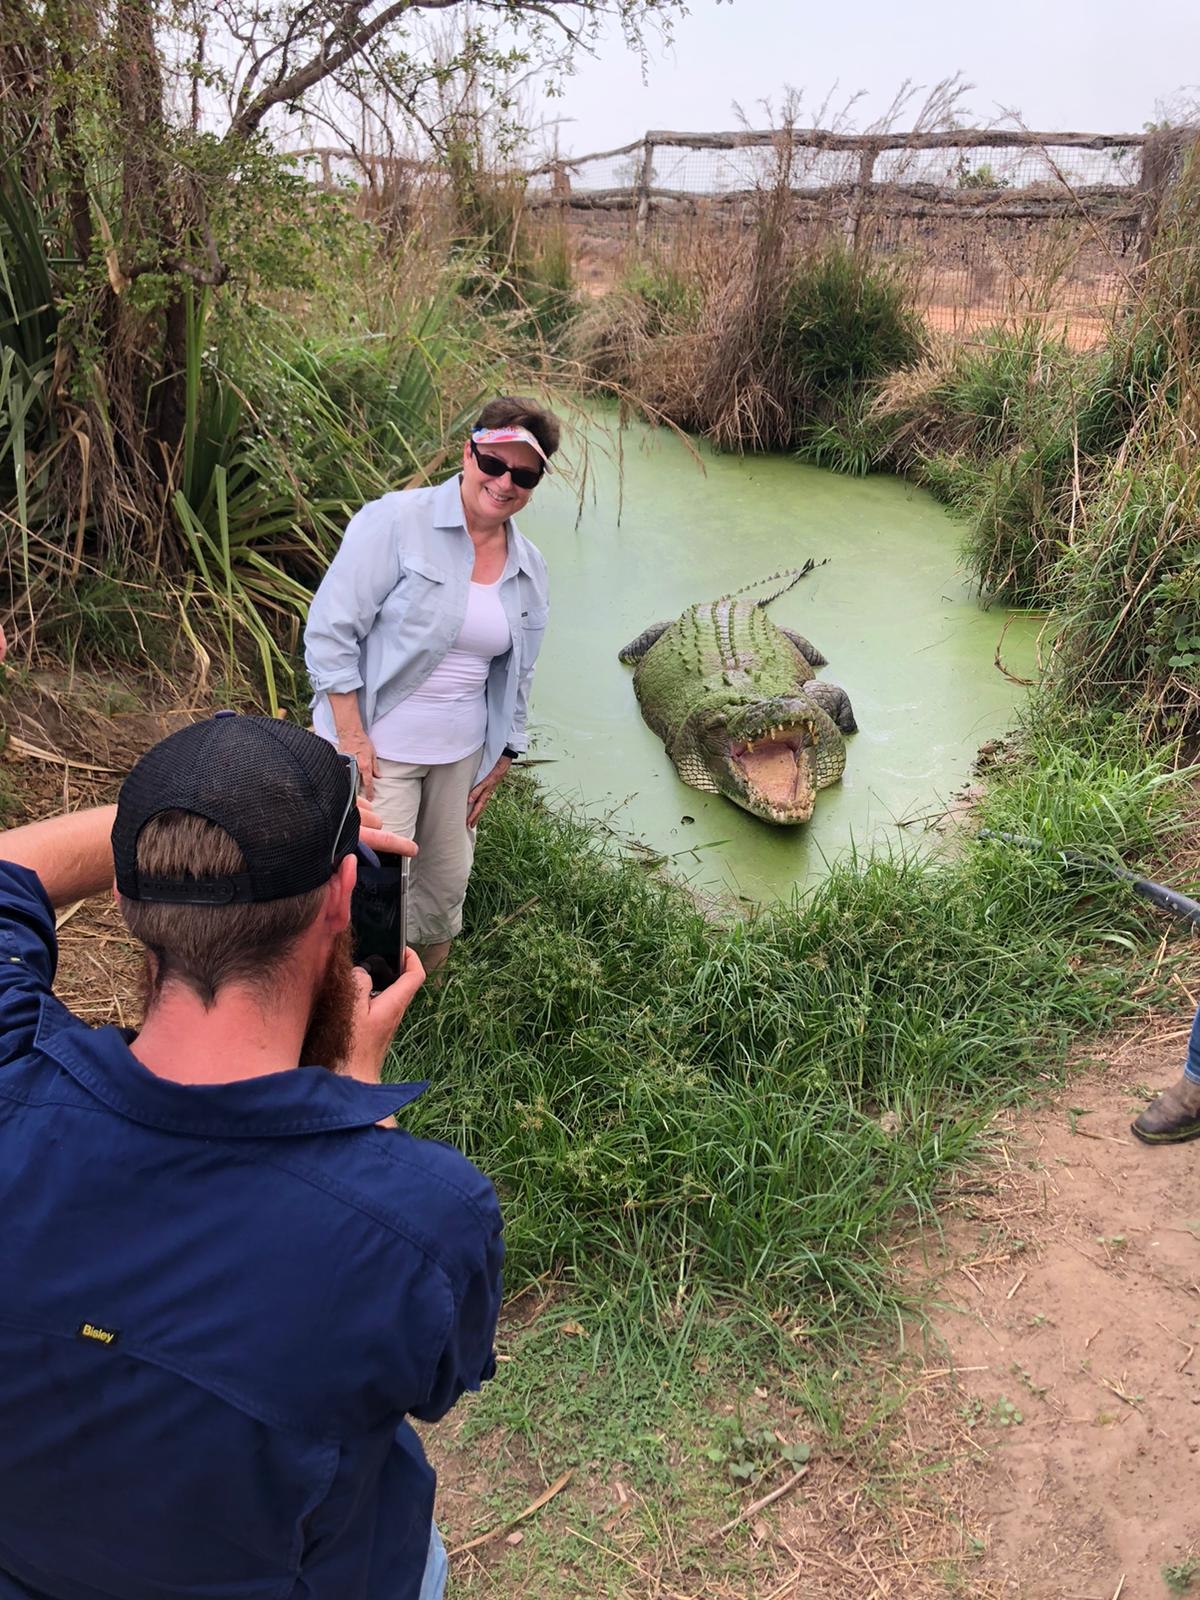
xmin=0 ymin=806 xmax=118 ymax=908
xmin=327 ymin=691 xmax=379 ymax=800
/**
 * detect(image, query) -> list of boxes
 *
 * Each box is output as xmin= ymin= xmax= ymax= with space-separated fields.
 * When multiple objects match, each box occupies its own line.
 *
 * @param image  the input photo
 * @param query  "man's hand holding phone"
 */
xmin=346 ymin=805 xmax=420 ymax=1103
xmin=351 ymin=848 xmax=410 ymax=990
xmin=345 ymin=945 xmax=426 ymax=1094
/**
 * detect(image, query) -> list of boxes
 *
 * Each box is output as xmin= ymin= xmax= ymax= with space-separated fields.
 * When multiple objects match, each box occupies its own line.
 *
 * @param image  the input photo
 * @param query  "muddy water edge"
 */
xmin=518 ymin=409 xmax=1040 ymax=906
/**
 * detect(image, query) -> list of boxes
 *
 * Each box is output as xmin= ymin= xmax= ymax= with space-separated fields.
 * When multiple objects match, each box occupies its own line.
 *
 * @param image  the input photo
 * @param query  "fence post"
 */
xmin=843 ymin=144 xmax=878 ymax=246
xmin=634 ymin=137 xmax=654 ymax=246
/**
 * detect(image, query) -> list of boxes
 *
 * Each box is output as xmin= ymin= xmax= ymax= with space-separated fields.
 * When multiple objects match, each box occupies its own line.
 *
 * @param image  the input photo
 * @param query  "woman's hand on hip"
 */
xmin=340 ymin=729 xmax=379 ymax=800
xmin=467 ymin=754 xmax=512 ymax=828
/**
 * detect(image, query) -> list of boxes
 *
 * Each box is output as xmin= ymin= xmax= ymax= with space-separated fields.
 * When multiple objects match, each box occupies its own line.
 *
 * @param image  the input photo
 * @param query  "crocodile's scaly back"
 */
xmin=634 ymin=601 xmax=815 ymax=721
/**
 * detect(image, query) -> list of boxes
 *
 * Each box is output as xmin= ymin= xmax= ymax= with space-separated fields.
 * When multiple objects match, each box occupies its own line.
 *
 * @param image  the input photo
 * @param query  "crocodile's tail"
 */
xmin=726 ymin=559 xmax=826 ymax=610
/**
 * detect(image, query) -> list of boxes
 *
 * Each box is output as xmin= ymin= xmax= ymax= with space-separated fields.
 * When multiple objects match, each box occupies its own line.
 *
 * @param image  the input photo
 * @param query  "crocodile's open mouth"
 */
xmin=728 ymin=721 xmax=817 ymax=821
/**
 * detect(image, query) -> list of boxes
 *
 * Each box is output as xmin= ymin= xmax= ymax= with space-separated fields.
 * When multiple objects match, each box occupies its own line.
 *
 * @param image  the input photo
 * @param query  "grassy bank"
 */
xmin=378 ymin=728 xmax=1197 ymax=1588
xmin=396 ymin=731 xmax=1191 ymax=1360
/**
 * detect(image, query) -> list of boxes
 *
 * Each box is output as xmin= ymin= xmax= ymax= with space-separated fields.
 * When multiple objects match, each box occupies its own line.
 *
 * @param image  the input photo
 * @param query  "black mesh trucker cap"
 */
xmin=112 ymin=713 xmax=360 ymax=905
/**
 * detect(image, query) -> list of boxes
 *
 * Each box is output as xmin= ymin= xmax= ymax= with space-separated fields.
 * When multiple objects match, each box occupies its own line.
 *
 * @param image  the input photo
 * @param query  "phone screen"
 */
xmin=351 ymin=847 xmax=410 ymax=989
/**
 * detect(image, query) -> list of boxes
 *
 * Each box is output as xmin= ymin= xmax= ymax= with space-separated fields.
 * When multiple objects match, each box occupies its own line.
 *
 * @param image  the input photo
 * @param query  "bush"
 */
xmin=1047 ymin=442 xmax=1200 ymax=742
xmin=779 ymin=244 xmax=925 ymax=407
xmin=871 ymin=327 xmax=1108 ymax=602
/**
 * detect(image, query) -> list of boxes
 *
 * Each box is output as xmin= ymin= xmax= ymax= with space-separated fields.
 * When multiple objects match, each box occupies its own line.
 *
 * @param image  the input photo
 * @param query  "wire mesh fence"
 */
xmin=524 ymin=126 xmax=1191 ymax=345
xmin=292 ymin=125 xmax=1196 ymax=347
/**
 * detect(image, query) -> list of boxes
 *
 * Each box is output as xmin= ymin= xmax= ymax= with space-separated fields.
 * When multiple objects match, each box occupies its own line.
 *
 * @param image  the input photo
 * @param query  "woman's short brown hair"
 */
xmin=474 ymin=396 xmax=561 ymax=460
xmin=119 ymin=811 xmax=326 ymax=1008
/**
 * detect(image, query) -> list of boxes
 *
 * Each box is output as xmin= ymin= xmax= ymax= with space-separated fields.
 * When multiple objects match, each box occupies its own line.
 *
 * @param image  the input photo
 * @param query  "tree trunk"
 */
xmin=113 ymin=0 xmax=187 ymax=474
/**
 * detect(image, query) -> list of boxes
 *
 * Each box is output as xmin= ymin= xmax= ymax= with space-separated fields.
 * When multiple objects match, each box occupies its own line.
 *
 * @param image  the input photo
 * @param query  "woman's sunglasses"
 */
xmin=469 ymin=440 xmax=543 ymax=491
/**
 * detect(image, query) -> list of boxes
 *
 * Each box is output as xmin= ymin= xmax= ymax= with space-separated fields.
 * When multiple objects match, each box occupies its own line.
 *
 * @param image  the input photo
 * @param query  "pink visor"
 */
xmin=471 ymin=425 xmax=549 ymax=466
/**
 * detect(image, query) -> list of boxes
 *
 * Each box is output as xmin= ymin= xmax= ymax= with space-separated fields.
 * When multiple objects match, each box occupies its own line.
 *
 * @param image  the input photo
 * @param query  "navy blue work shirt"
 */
xmin=0 ymin=862 xmax=503 ymax=1600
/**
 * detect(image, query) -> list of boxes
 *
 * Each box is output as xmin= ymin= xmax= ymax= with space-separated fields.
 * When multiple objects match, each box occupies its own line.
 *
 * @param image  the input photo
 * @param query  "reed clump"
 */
xmin=869 ymin=324 xmax=1102 ymax=603
xmin=0 ymin=155 xmax=542 ymax=706
xmin=570 ymin=208 xmax=924 ymax=454
xmin=865 ymin=146 xmax=1200 ymax=741
xmin=1046 ymin=419 xmax=1200 ymax=740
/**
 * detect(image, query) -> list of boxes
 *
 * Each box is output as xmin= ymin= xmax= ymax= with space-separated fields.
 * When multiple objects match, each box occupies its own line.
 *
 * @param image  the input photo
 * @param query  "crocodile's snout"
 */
xmin=720 ymin=718 xmax=819 ymax=824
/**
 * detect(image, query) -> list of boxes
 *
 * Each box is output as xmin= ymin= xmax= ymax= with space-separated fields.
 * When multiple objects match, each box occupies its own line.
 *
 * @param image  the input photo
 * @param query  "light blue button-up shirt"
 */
xmin=304 ymin=474 xmax=550 ymax=784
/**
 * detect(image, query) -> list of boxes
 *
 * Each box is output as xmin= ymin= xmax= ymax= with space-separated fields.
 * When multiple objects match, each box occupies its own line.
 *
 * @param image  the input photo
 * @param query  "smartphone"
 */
xmin=350 ymin=847 xmax=410 ymax=990
xmin=396 ymin=855 xmax=410 ymax=965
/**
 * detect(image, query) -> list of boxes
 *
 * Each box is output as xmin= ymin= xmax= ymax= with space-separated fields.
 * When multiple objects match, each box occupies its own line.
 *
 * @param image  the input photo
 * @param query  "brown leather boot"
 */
xmin=1131 ymin=1075 xmax=1200 ymax=1144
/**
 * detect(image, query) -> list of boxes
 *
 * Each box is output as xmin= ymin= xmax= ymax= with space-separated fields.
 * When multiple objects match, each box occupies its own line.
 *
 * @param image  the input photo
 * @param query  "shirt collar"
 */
xmin=432 ymin=472 xmax=468 ymax=530
xmin=35 ymin=997 xmax=424 ymax=1139
xmin=432 ymin=473 xmax=539 ymax=580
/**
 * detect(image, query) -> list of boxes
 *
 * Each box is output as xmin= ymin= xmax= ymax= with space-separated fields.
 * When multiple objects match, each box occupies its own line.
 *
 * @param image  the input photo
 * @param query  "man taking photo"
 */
xmin=0 ymin=712 xmax=502 ymax=1600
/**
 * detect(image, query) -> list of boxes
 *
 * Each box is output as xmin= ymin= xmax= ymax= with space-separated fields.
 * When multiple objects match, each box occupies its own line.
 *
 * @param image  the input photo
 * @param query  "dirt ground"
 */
xmin=428 ymin=1009 xmax=1200 ymax=1600
xmin=566 ymin=211 xmax=1129 ymax=350
xmin=919 ymin=1020 xmax=1200 ymax=1599
xmin=4 ymin=680 xmax=1199 ymax=1597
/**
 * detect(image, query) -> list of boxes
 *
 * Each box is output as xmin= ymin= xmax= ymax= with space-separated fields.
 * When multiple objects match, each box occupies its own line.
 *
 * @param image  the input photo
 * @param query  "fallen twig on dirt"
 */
xmin=7 ymin=735 xmax=123 ymax=775
xmin=448 ymin=1469 xmax=573 ymax=1557
xmin=54 ymin=899 xmax=86 ymax=931
xmin=712 ymin=1465 xmax=810 ymax=1540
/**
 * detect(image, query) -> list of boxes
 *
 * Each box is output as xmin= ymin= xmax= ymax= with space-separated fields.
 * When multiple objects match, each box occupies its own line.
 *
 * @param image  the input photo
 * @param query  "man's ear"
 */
xmin=327 ymin=853 xmax=357 ymax=930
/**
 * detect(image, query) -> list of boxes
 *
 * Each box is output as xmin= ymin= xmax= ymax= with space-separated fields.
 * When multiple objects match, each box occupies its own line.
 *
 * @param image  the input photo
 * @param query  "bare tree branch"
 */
xmin=224 ymin=0 xmax=599 ymax=142
xmin=228 ymin=0 xmax=462 ymax=140
xmin=238 ymin=0 xmax=322 ymax=107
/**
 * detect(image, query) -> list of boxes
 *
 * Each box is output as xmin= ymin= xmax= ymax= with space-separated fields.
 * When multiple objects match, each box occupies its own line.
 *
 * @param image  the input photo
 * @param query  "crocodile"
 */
xmin=618 ymin=569 xmax=856 ymax=826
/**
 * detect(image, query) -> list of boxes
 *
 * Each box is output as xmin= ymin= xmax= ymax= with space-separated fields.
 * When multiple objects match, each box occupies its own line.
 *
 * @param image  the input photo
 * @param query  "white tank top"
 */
xmin=367 ymin=579 xmax=512 ymax=764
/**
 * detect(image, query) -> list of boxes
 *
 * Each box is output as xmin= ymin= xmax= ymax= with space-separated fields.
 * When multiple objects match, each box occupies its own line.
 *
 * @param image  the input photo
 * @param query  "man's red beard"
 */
xmin=136 ymin=926 xmax=359 ymax=1072
xmin=299 ymin=926 xmax=358 ymax=1071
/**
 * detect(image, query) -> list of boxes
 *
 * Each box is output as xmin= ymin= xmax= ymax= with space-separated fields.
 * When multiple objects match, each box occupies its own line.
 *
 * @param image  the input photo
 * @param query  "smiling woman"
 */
xmin=304 ymin=397 xmax=561 ymax=973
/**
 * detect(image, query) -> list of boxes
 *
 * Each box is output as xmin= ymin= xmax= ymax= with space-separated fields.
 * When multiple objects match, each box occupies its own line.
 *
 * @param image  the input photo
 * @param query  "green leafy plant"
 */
xmin=1164 ymin=1554 xmax=1200 ymax=1594
xmin=991 ymin=1396 xmax=1023 ymax=1427
xmin=703 ymin=1423 xmax=811 ymax=1484
xmin=957 ymin=162 xmax=1011 ymax=191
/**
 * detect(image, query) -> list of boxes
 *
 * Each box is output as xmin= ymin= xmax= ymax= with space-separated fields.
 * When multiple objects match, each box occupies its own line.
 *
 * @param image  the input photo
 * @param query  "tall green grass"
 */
xmin=869 ymin=326 xmax=1103 ymax=602
xmin=0 ymin=173 xmax=509 ymax=699
xmin=1046 ymin=430 xmax=1200 ymax=738
xmin=0 ymin=153 xmax=543 ymax=699
xmin=571 ymin=226 xmax=924 ymax=456
xmin=165 ymin=288 xmax=497 ymax=706
xmin=781 ymin=245 xmax=924 ymax=408
xmin=393 ymin=736 xmax=1188 ymax=1354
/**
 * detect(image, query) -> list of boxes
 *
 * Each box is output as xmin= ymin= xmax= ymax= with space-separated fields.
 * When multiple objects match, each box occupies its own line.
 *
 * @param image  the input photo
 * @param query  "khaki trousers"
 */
xmin=371 ymin=750 xmax=480 ymax=945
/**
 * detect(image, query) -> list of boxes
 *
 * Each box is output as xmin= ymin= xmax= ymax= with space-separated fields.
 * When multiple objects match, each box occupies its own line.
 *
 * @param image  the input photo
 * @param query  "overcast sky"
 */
xmin=534 ymin=0 xmax=1198 ymax=158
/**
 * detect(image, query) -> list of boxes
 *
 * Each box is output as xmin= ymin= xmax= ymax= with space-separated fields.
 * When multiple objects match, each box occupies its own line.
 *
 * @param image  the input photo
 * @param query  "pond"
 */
xmin=517 ymin=410 xmax=1040 ymax=905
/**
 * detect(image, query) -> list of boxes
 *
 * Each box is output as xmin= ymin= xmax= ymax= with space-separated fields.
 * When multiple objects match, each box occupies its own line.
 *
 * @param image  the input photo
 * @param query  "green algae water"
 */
xmin=518 ymin=411 xmax=1039 ymax=905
